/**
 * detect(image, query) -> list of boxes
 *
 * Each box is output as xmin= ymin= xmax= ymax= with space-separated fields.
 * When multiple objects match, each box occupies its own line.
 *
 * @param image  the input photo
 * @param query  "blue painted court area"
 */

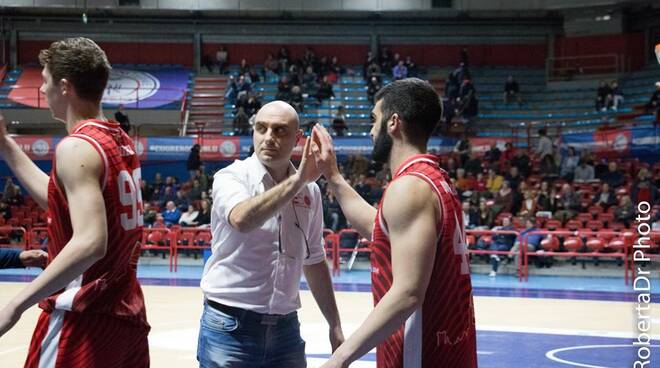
xmin=477 ymin=331 xmax=658 ymax=368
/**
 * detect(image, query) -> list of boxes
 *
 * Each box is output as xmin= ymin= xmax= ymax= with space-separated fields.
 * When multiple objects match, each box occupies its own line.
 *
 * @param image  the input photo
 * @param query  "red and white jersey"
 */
xmin=39 ymin=119 xmax=148 ymax=329
xmin=371 ymin=154 xmax=477 ymax=368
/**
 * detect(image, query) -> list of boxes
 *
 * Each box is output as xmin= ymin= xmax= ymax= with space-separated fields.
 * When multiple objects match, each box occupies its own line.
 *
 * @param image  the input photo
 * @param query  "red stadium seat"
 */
xmin=586 ymin=220 xmax=604 ymax=231
xmin=565 ymin=220 xmax=581 ymax=231
xmin=544 ymin=219 xmax=562 ymax=231
xmin=177 ymin=231 xmax=195 ymax=246
xmin=562 ymin=237 xmax=583 ymax=252
xmin=194 ymin=231 xmax=212 ymax=246
xmin=540 ymin=236 xmax=560 ymax=251
xmin=585 ymin=237 xmax=604 ymax=253
xmin=588 ymin=205 xmax=604 ymax=216
xmin=577 ymin=213 xmax=593 ymax=225
xmin=598 ymin=212 xmax=615 ymax=225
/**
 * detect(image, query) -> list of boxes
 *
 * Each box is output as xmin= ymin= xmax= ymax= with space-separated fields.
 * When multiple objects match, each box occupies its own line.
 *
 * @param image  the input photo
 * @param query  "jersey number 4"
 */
xmin=118 ymin=168 xmax=144 ymax=231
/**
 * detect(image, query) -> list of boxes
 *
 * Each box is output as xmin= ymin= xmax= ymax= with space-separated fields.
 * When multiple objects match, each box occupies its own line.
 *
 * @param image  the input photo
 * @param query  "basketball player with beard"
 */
xmin=312 ymin=78 xmax=477 ymax=368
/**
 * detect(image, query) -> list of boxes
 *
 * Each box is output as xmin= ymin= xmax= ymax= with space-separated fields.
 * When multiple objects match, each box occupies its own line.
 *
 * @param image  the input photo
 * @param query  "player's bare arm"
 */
xmin=0 ymin=138 xmax=107 ymax=338
xmin=311 ymin=124 xmax=376 ymax=238
xmin=229 ymin=136 xmax=319 ymax=232
xmin=0 ymin=113 xmax=50 ymax=210
xmin=321 ymin=175 xmax=439 ymax=368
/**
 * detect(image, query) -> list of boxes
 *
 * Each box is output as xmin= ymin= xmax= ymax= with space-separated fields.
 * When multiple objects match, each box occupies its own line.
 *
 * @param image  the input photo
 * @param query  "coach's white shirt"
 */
xmin=201 ymin=154 xmax=325 ymax=315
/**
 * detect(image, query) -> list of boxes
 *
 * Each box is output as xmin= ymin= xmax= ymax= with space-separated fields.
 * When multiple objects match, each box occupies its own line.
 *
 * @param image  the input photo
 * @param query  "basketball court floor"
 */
xmin=1 ymin=265 xmax=658 ymax=367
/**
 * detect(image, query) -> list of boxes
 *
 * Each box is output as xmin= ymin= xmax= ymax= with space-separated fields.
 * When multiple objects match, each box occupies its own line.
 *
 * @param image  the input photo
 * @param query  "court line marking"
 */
xmin=545 ymin=344 xmax=660 ymax=368
xmin=0 ymin=346 xmax=27 ymax=355
xmin=478 ymin=325 xmax=660 ymax=340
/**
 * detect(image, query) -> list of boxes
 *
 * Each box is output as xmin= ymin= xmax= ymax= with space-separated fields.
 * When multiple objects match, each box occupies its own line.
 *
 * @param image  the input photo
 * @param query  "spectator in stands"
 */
xmin=535 ymin=128 xmax=553 ymax=161
xmin=179 ymin=204 xmax=199 ymax=227
xmin=114 ymin=104 xmax=130 ymax=134
xmin=392 ymin=60 xmax=408 ymax=80
xmin=324 ymin=191 xmax=343 ymax=232
xmin=363 ymin=51 xmax=377 ymax=80
xmin=329 ymin=56 xmax=344 ymax=78
xmin=593 ymin=182 xmax=617 ymax=209
xmin=464 ymin=152 xmax=482 ymax=177
xmin=511 ymin=149 xmax=531 ymax=178
xmin=366 ymin=61 xmax=382 ymax=83
xmin=462 ymin=201 xmax=479 ymax=229
xmin=560 ymin=146 xmax=579 ymax=181
xmin=503 ymin=75 xmax=522 ymax=107
xmin=601 ymin=161 xmax=625 ymax=188
xmin=451 ymin=62 xmax=470 ymax=85
xmin=504 ymin=166 xmax=522 ymax=190
xmin=289 ymin=85 xmax=304 ymax=113
xmin=3 ymin=181 xmax=23 ymax=206
xmin=645 ymin=82 xmax=660 ymax=121
xmin=595 ymin=80 xmax=612 ymax=111
xmin=236 ymin=75 xmax=252 ymax=95
xmin=332 ymin=106 xmax=348 ymax=137
xmin=574 ymin=159 xmax=595 ymax=183
xmin=486 ymin=168 xmax=504 ymax=193
xmin=141 ymin=179 xmax=154 ymax=203
xmin=190 ymin=179 xmax=203 ymax=201
xmin=187 ymin=144 xmax=201 ymax=179
xmin=510 ymin=217 xmax=548 ymax=268
xmin=379 ymin=46 xmax=392 ymax=71
xmin=264 ymin=53 xmax=279 ymax=80
xmin=631 ymin=168 xmax=657 ymax=205
xmin=194 ymin=199 xmax=211 ymax=226
xmin=246 ymin=95 xmax=262 ymax=117
xmin=456 ymin=78 xmax=478 ymax=131
xmin=159 ymin=186 xmax=177 ymax=208
xmin=404 ymin=56 xmax=417 ymax=77
xmin=500 ymin=142 xmax=520 ymax=165
xmin=303 ymin=66 xmax=318 ymax=94
xmin=518 ymin=190 xmax=537 ymax=217
xmin=276 ymin=75 xmax=291 ymax=101
xmin=477 ymin=216 xmax=516 ymax=277
xmin=239 ymin=58 xmax=250 ymax=75
xmin=216 ymin=46 xmax=228 ymax=74
xmin=536 ymin=180 xmax=556 ymax=213
xmin=0 ymin=248 xmax=48 ymax=270
xmin=367 ymin=76 xmax=382 ymax=105
xmin=473 ymin=198 xmax=494 ymax=229
xmin=277 ymin=46 xmax=290 ymax=71
xmin=143 ymin=202 xmax=157 ymax=227
xmin=248 ymin=68 xmax=260 ymax=83
xmin=162 ymin=201 xmax=181 ymax=227
xmin=232 ymin=107 xmax=250 ymax=136
xmin=459 ymin=47 xmax=469 ymax=66
xmin=316 ymin=76 xmax=335 ymax=104
xmin=610 ymin=80 xmax=623 ymax=110
xmin=484 ymin=143 xmax=501 ymax=164
xmin=554 ymin=183 xmax=580 ymax=223
xmin=455 ymin=168 xmax=473 ymax=192
xmin=492 ymin=180 xmax=514 ymax=215
xmin=614 ymin=195 xmax=635 ymax=226
xmin=225 ymin=75 xmax=238 ymax=104
xmin=175 ymin=190 xmax=191 ymax=211
xmin=453 ymin=134 xmax=471 ymax=166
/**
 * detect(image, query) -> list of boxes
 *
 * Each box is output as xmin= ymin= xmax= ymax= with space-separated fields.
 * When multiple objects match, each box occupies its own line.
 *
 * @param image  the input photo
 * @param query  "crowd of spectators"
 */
xmin=313 ymin=130 xmax=659 ymax=276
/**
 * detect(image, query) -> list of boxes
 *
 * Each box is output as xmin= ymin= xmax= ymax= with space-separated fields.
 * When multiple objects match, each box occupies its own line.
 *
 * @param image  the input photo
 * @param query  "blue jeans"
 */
xmin=197 ymin=303 xmax=306 ymax=368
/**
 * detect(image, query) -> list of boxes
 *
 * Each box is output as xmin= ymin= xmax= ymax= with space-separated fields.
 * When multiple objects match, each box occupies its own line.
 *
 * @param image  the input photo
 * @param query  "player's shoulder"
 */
xmin=383 ymin=175 xmax=436 ymax=213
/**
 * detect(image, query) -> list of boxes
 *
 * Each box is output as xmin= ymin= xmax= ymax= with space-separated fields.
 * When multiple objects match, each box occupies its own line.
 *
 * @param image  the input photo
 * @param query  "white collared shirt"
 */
xmin=200 ymin=154 xmax=325 ymax=315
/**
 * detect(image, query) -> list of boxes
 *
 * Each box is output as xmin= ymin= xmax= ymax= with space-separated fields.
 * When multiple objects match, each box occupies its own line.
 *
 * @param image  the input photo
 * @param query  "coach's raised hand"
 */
xmin=296 ymin=135 xmax=321 ymax=185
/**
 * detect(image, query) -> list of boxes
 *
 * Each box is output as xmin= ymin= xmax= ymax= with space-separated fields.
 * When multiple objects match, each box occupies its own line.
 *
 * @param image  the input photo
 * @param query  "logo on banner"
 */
xmin=220 ymin=140 xmax=237 ymax=157
xmin=612 ymin=133 xmax=629 ymax=152
xmin=103 ymin=69 xmax=160 ymax=105
xmin=31 ymin=139 xmax=50 ymax=157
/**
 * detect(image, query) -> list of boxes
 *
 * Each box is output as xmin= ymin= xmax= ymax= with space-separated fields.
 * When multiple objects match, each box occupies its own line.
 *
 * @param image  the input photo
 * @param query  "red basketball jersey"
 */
xmin=39 ymin=119 xmax=148 ymax=329
xmin=371 ymin=154 xmax=477 ymax=368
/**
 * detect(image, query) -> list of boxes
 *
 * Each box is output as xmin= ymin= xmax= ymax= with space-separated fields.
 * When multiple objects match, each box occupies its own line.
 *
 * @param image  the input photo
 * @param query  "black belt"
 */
xmin=205 ymin=299 xmax=296 ymax=326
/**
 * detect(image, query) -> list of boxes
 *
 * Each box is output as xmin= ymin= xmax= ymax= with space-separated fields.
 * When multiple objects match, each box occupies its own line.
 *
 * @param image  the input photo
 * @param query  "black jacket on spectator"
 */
xmin=601 ymin=170 xmax=625 ymax=188
xmin=511 ymin=153 xmax=531 ymax=178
